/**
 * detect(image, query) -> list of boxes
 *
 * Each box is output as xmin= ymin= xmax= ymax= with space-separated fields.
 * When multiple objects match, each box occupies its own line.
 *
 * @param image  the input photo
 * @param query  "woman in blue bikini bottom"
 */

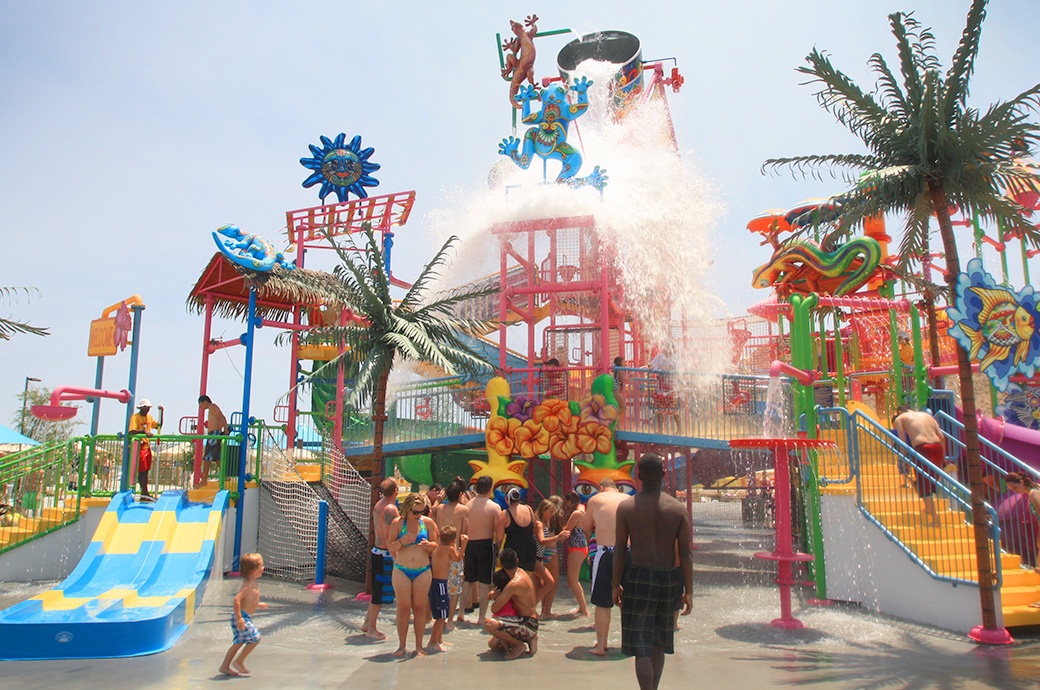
xmin=388 ymin=492 xmax=439 ymax=656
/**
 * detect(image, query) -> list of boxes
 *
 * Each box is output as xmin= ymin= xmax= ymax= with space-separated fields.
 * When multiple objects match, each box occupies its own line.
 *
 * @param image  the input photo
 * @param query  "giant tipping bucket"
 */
xmin=557 ymin=30 xmax=643 ymax=114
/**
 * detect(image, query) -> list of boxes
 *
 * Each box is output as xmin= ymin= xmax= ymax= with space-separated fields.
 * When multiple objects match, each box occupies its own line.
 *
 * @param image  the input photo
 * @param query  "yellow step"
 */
xmin=1002 ymin=604 xmax=1040 ymax=627
xmin=295 ymin=464 xmax=322 ymax=482
xmin=1001 ymin=568 xmax=1040 ymax=588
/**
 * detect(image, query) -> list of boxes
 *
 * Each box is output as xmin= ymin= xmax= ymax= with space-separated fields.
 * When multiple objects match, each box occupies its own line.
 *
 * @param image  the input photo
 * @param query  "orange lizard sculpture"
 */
xmin=501 ymin=14 xmax=538 ymax=109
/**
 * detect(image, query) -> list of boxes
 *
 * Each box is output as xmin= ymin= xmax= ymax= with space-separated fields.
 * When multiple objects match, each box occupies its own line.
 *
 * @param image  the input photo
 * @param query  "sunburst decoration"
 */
xmin=299 ymin=133 xmax=381 ymax=202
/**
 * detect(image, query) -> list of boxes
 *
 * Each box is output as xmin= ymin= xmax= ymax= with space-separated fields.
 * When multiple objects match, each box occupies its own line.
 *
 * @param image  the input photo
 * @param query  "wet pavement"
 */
xmin=3 ymin=526 xmax=1040 ymax=689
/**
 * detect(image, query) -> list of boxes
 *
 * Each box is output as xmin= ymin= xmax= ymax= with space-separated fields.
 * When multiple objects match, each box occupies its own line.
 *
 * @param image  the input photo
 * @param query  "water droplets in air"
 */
xmin=762 ymin=375 xmax=791 ymax=438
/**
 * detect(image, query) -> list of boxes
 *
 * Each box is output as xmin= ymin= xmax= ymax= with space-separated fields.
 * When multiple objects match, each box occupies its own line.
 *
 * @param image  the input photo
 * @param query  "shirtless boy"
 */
xmin=584 ymin=478 xmax=630 ymax=655
xmin=893 ymin=405 xmax=946 ymax=527
xmin=613 ymin=454 xmax=692 ymax=690
xmin=434 ymin=479 xmax=470 ymax=628
xmin=197 ymin=395 xmax=228 ymax=488
xmin=428 ymin=524 xmax=468 ymax=652
xmin=219 ymin=552 xmax=268 ymax=676
xmin=462 ymin=475 xmax=502 ymax=624
xmin=485 ymin=548 xmax=539 ymax=659
xmin=363 ymin=478 xmax=399 ymax=640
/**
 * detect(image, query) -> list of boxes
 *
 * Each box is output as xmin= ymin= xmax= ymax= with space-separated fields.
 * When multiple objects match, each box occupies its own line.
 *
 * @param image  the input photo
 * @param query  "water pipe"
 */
xmin=32 ymin=386 xmax=132 ymax=421
xmin=769 ymin=360 xmax=817 ymax=387
xmin=928 ymin=362 xmax=979 ymax=378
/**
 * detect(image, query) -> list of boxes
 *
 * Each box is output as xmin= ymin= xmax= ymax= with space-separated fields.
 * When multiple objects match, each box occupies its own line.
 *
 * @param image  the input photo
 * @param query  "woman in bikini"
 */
xmin=562 ymin=490 xmax=590 ymax=616
xmin=388 ymin=492 xmax=440 ymax=656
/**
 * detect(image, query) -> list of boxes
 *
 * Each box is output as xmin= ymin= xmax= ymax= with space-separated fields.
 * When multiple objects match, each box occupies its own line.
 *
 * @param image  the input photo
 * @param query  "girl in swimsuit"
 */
xmin=562 ymin=491 xmax=590 ymax=616
xmin=535 ymin=497 xmax=570 ymax=618
xmin=1005 ymin=472 xmax=1040 ymax=604
xmin=388 ymin=492 xmax=439 ymax=656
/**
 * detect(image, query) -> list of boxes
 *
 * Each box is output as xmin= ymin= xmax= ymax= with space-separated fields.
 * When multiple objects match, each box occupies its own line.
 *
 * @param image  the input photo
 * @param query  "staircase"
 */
xmin=818 ymin=412 xmax=1040 ymax=628
xmin=0 ymin=505 xmax=86 ymax=551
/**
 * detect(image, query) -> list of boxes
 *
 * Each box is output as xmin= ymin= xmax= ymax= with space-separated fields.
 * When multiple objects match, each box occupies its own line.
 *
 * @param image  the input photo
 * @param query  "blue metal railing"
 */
xmin=817 ymin=406 xmax=1002 ymax=588
xmin=935 ymin=410 xmax=1040 ymax=568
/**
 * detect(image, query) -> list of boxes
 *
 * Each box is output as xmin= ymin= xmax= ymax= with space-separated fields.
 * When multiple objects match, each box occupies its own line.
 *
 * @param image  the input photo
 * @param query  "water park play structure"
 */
xmin=1 ymin=15 xmax=1040 ymax=660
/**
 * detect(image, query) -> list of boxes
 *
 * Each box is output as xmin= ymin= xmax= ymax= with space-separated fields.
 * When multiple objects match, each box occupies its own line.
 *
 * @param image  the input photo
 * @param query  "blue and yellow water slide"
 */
xmin=0 ymin=490 xmax=229 ymax=660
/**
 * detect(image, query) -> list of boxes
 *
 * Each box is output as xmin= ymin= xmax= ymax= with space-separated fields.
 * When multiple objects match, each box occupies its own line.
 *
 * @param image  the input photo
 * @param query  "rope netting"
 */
xmin=256 ymin=425 xmax=368 ymax=583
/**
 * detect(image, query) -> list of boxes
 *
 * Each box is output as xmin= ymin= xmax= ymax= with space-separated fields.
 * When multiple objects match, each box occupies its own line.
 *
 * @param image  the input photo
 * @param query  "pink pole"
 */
xmin=731 ymin=438 xmax=833 ymax=630
xmin=770 ymin=446 xmax=801 ymax=628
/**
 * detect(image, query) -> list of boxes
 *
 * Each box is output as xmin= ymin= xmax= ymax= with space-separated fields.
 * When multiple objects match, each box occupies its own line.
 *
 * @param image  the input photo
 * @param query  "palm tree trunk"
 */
xmin=365 ymin=367 xmax=391 ymax=593
xmin=931 ymin=185 xmax=999 ymax=632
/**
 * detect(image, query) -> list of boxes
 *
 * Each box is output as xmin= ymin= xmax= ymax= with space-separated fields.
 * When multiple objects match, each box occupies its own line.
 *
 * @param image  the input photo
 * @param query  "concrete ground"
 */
xmin=3 ymin=526 xmax=1040 ymax=689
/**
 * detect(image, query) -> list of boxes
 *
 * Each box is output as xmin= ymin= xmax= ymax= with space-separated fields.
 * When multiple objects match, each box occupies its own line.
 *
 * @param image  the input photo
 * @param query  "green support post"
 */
xmin=788 ymin=293 xmax=827 ymax=599
xmin=888 ymin=308 xmax=905 ymax=410
xmin=909 ymin=306 xmax=932 ymax=408
xmin=833 ymin=309 xmax=847 ymax=407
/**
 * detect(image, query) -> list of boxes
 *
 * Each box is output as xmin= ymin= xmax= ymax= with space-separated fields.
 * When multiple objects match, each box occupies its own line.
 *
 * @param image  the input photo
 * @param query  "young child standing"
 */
xmin=219 ymin=552 xmax=268 ymax=676
xmin=428 ymin=525 xmax=467 ymax=652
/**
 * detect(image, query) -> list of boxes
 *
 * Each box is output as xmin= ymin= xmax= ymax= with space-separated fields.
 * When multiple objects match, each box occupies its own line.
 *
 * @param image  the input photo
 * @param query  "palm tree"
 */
xmin=763 ymin=0 xmax=1040 ymax=640
xmin=0 ymin=287 xmax=49 ymax=340
xmin=280 ymin=222 xmax=498 ymax=512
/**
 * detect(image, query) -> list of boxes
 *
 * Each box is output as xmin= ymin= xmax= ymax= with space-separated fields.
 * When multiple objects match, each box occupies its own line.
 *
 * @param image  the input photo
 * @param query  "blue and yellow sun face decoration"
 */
xmin=299 ymin=133 xmax=380 ymax=202
xmin=948 ymin=258 xmax=1039 ymax=391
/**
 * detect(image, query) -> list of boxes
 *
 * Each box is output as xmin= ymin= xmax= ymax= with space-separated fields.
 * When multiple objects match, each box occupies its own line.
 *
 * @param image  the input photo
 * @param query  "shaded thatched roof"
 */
xmin=186 ymin=253 xmax=349 ymax=322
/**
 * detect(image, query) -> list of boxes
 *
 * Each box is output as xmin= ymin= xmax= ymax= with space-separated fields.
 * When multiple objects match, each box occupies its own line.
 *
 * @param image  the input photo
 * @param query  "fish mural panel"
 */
xmin=996 ymin=383 xmax=1040 ymax=431
xmin=948 ymin=258 xmax=1040 ymax=391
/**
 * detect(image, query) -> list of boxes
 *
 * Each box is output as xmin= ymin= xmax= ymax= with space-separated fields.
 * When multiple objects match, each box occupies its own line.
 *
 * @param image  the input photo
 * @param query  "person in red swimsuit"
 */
xmin=893 ymin=405 xmax=946 ymax=528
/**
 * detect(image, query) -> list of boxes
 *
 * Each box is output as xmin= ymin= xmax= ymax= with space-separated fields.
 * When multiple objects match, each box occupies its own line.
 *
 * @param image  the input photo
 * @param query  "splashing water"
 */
xmin=762 ymin=375 xmax=792 ymax=438
xmin=427 ymin=57 xmax=729 ymax=373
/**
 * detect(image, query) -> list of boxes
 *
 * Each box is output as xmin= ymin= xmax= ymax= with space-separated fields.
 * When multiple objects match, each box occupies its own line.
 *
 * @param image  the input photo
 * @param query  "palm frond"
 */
xmin=869 ymin=52 xmax=909 ymax=120
xmin=889 ymin=12 xmax=929 ymax=114
xmin=942 ymin=0 xmax=987 ymax=113
xmin=762 ymin=153 xmax=878 ymax=180
xmin=798 ymin=49 xmax=892 ymax=146
xmin=398 ymin=235 xmax=460 ymax=313
xmin=893 ymin=191 xmax=936 ymax=274
xmin=0 ymin=317 xmax=50 ymax=340
xmin=0 ymin=287 xmax=49 ymax=340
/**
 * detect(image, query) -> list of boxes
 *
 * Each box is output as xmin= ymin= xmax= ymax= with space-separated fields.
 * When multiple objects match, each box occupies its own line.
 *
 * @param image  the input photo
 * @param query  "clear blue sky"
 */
xmin=2 ymin=1 xmax=1037 ymax=434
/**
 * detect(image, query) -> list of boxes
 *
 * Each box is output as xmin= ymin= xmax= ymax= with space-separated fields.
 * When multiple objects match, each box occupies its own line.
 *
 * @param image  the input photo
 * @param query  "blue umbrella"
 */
xmin=0 ymin=425 xmax=39 ymax=446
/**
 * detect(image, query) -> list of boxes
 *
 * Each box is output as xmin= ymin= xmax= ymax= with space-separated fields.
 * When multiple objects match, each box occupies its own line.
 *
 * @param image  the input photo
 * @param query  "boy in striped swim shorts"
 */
xmin=219 ymin=552 xmax=268 ymax=677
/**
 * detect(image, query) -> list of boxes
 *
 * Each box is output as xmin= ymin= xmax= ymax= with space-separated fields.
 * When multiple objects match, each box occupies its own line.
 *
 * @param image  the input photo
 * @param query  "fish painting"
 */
xmin=948 ymin=258 xmax=1040 ymax=391
xmin=959 ymin=287 xmax=1035 ymax=371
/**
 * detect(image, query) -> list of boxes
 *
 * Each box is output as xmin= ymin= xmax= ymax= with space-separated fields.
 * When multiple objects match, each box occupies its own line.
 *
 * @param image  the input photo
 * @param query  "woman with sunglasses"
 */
xmin=388 ymin=492 xmax=440 ymax=656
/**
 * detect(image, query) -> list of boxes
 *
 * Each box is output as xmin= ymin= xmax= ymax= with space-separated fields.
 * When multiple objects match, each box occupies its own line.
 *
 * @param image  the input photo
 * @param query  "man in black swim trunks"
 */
xmin=462 ymin=475 xmax=502 ymax=625
xmin=613 ymin=453 xmax=692 ymax=690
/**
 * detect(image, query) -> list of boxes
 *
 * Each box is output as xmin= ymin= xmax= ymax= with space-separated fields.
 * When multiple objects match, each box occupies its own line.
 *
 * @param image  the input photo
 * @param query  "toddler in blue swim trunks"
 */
xmin=219 ymin=552 xmax=268 ymax=676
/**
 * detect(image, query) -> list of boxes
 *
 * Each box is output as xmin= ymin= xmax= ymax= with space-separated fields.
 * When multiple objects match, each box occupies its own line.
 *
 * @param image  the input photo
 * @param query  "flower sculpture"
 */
xmin=479 ymin=372 xmax=631 ymax=505
xmin=579 ymin=393 xmax=619 ymax=426
xmin=487 ymin=416 xmax=521 ymax=456
xmin=532 ymin=398 xmax=573 ymax=433
xmin=506 ymin=395 xmax=539 ymax=422
xmin=472 ymin=377 xmax=530 ymax=507
xmin=515 ymin=419 xmax=551 ymax=457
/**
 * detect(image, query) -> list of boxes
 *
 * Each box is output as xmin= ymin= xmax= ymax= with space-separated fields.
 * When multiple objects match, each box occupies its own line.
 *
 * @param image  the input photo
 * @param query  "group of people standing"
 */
xmin=361 ymin=453 xmax=693 ymax=690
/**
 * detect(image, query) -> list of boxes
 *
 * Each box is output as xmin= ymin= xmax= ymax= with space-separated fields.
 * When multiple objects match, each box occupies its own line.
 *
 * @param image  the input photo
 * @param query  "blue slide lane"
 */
xmin=0 ymin=490 xmax=229 ymax=660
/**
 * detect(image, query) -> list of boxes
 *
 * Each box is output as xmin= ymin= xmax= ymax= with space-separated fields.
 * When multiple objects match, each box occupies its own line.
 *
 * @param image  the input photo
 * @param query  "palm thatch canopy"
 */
xmin=186 ymin=253 xmax=347 ymax=322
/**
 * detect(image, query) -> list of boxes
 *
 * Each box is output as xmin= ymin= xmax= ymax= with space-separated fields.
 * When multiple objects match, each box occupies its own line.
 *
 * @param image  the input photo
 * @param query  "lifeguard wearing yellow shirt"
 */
xmin=128 ymin=398 xmax=162 ymax=502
